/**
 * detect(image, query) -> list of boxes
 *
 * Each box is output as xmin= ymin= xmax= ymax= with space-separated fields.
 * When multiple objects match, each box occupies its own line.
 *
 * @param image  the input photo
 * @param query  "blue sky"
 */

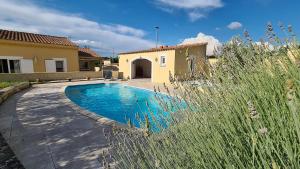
xmin=0 ymin=0 xmax=299 ymax=56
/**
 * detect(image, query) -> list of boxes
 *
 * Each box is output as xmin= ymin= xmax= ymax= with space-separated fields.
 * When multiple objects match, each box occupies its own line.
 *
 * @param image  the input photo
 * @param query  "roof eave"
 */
xmin=118 ymin=42 xmax=208 ymax=55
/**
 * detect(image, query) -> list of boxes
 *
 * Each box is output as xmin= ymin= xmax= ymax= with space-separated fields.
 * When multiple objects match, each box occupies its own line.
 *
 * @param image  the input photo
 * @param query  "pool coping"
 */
xmin=60 ymin=81 xmax=156 ymax=132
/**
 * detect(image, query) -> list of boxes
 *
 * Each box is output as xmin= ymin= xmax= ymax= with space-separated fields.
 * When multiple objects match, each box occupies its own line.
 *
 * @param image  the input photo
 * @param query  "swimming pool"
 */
xmin=65 ymin=83 xmax=180 ymax=131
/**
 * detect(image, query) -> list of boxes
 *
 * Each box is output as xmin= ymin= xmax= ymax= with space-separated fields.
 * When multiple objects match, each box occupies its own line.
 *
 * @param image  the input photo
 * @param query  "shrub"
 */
xmin=111 ymin=24 xmax=300 ymax=168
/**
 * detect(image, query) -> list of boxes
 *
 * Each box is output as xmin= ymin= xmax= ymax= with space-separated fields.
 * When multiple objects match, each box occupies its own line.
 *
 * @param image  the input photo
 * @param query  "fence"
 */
xmin=103 ymin=70 xmax=123 ymax=79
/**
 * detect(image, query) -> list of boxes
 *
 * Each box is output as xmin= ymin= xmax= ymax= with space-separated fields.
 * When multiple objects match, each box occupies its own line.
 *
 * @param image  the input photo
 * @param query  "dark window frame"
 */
xmin=55 ymin=60 xmax=64 ymax=72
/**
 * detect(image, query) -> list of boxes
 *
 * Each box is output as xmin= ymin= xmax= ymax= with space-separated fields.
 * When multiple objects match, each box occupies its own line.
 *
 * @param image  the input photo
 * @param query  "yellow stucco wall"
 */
xmin=174 ymin=45 xmax=208 ymax=78
xmin=0 ymin=40 xmax=79 ymax=72
xmin=119 ymin=45 xmax=207 ymax=83
xmin=119 ymin=50 xmax=176 ymax=83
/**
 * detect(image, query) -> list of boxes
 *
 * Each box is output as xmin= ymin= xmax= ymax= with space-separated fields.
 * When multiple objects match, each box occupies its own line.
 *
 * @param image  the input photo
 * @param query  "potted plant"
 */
xmin=94 ymin=61 xmax=101 ymax=72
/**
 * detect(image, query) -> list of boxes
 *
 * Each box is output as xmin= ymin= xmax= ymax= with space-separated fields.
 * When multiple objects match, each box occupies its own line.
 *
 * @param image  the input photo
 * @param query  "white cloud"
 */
xmin=100 ymin=24 xmax=146 ymax=37
xmin=0 ymin=0 xmax=155 ymax=55
xmin=188 ymin=11 xmax=205 ymax=22
xmin=227 ymin=22 xmax=243 ymax=30
xmin=180 ymin=32 xmax=222 ymax=56
xmin=155 ymin=0 xmax=223 ymax=21
xmin=156 ymin=0 xmax=223 ymax=9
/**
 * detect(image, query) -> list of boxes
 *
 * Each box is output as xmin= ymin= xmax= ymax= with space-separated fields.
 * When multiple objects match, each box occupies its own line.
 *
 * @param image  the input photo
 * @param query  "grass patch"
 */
xmin=0 ymin=82 xmax=22 ymax=89
xmin=0 ymin=82 xmax=14 ymax=89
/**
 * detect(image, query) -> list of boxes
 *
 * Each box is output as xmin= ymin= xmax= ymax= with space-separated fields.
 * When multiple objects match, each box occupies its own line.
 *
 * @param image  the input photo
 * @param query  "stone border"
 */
xmin=0 ymin=82 xmax=31 ymax=105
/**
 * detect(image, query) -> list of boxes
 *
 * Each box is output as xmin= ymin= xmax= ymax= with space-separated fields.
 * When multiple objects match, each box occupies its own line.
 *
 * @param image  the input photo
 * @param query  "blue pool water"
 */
xmin=65 ymin=83 xmax=180 ymax=131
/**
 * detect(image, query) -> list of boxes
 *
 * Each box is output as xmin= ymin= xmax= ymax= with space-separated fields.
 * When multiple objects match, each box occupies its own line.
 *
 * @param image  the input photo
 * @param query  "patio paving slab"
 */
xmin=0 ymin=80 xmax=115 ymax=169
xmin=0 ymin=132 xmax=24 ymax=169
xmin=0 ymin=79 xmax=171 ymax=169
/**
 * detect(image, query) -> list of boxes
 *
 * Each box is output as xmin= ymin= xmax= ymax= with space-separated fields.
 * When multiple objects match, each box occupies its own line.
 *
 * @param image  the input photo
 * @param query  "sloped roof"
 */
xmin=78 ymin=47 xmax=101 ymax=58
xmin=0 ymin=29 xmax=77 ymax=47
xmin=119 ymin=43 xmax=207 ymax=55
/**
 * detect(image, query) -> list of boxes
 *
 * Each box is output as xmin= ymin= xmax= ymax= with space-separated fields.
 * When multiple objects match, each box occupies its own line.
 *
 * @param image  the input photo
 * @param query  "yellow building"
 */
xmin=119 ymin=43 xmax=208 ymax=83
xmin=0 ymin=29 xmax=79 ymax=73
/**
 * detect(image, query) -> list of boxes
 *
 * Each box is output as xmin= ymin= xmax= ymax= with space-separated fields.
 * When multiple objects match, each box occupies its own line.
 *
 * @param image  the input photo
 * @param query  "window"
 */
xmin=9 ymin=60 xmax=20 ymax=73
xmin=160 ymin=56 xmax=166 ymax=67
xmin=80 ymin=61 xmax=89 ymax=70
xmin=0 ymin=59 xmax=20 ymax=73
xmin=55 ymin=61 xmax=64 ymax=72
xmin=0 ymin=59 xmax=9 ymax=73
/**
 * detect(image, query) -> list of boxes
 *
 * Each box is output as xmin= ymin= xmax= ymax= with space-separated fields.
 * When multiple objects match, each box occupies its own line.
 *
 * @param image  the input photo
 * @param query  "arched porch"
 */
xmin=131 ymin=58 xmax=152 ymax=80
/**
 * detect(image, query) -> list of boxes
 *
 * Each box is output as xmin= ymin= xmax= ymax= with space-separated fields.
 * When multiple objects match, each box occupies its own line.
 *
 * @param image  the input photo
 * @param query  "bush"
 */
xmin=112 ymin=24 xmax=300 ymax=168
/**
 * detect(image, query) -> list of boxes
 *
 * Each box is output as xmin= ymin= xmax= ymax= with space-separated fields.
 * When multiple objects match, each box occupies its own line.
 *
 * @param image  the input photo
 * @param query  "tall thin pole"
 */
xmin=155 ymin=26 xmax=159 ymax=48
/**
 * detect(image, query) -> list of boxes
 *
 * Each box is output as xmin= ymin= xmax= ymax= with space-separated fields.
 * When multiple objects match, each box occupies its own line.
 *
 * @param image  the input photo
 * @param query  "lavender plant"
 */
xmin=111 ymin=24 xmax=300 ymax=169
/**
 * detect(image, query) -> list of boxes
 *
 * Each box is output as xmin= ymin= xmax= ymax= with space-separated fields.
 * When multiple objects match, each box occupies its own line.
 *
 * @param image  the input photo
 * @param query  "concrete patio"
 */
xmin=0 ymin=79 xmax=172 ymax=169
xmin=0 ymin=80 xmax=116 ymax=169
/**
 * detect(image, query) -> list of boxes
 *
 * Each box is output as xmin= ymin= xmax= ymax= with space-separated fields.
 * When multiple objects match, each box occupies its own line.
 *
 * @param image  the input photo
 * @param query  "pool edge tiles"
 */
xmin=64 ymin=83 xmax=176 ymax=132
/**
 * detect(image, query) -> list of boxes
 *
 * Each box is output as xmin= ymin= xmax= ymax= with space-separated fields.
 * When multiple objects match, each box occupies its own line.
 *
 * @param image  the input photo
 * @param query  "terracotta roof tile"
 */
xmin=119 ymin=43 xmax=207 ymax=55
xmin=0 ymin=29 xmax=77 ymax=47
xmin=78 ymin=47 xmax=101 ymax=58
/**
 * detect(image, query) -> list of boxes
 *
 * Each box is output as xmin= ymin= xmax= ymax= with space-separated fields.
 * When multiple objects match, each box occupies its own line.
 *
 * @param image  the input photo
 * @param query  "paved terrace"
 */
xmin=0 ymin=79 xmax=171 ymax=169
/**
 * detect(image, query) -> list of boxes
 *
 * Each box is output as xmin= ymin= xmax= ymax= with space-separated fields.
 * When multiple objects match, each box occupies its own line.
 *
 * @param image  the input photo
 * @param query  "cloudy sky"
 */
xmin=0 ymin=0 xmax=299 ymax=56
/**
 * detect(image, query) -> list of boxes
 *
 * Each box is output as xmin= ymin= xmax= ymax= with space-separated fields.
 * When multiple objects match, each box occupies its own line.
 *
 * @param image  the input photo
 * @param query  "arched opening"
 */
xmin=131 ymin=59 xmax=152 ymax=79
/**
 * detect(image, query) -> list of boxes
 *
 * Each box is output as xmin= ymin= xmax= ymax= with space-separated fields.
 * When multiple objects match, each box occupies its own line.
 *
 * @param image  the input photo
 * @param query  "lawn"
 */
xmin=0 ymin=82 xmax=18 ymax=89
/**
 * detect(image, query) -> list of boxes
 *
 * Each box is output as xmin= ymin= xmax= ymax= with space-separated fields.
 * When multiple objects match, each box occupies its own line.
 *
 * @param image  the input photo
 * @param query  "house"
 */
xmin=78 ymin=47 xmax=102 ymax=71
xmin=0 ymin=29 xmax=79 ymax=73
xmin=119 ymin=43 xmax=208 ymax=83
xmin=103 ymin=59 xmax=111 ymax=66
xmin=101 ymin=57 xmax=119 ymax=71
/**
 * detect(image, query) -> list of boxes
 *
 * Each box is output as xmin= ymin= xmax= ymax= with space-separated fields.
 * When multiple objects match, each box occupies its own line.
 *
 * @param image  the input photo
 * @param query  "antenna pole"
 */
xmin=155 ymin=26 xmax=159 ymax=48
